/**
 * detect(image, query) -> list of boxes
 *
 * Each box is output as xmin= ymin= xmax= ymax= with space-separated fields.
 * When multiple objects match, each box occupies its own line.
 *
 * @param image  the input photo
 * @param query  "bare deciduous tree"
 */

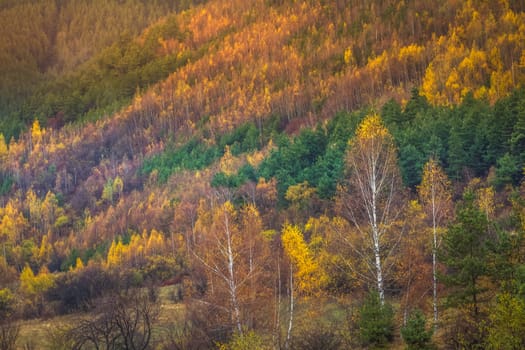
xmin=0 ymin=323 xmax=19 ymax=350
xmin=192 ymin=200 xmax=272 ymax=336
xmin=68 ymin=290 xmax=159 ymax=350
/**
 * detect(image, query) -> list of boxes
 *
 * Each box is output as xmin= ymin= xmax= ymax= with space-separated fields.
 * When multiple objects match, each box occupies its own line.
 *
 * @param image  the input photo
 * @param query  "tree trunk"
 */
xmin=285 ymin=264 xmax=294 ymax=350
xmin=225 ymin=214 xmax=242 ymax=334
xmin=432 ymin=223 xmax=438 ymax=329
xmin=373 ymin=232 xmax=385 ymax=304
xmin=431 ymin=179 xmax=439 ymax=330
xmin=371 ymin=167 xmax=385 ymax=305
xmin=274 ymin=251 xmax=282 ymax=348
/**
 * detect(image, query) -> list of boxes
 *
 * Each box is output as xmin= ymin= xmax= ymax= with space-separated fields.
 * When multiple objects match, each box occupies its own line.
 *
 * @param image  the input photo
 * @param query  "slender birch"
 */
xmin=285 ymin=262 xmax=294 ymax=350
xmin=418 ymin=157 xmax=452 ymax=328
xmin=192 ymin=201 xmax=270 ymax=334
xmin=341 ymin=114 xmax=403 ymax=304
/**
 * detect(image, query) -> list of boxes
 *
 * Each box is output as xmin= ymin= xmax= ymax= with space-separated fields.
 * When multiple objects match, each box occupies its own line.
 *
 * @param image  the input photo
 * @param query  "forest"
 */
xmin=0 ymin=0 xmax=525 ymax=349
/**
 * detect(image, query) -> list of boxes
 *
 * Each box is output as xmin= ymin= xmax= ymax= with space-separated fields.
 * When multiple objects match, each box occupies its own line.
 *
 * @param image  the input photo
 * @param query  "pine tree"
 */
xmin=358 ymin=291 xmax=395 ymax=348
xmin=401 ymin=309 xmax=435 ymax=350
xmin=440 ymin=189 xmax=491 ymax=347
xmin=441 ymin=190 xmax=489 ymax=315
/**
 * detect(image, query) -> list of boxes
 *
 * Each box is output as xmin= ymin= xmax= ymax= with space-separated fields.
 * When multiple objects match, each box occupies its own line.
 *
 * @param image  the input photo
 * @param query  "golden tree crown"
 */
xmin=354 ymin=114 xmax=389 ymax=142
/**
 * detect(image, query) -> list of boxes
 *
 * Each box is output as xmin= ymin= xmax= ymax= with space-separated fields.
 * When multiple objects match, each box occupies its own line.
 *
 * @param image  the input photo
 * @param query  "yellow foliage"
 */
xmin=0 ymin=134 xmax=7 ymax=163
xmin=42 ymin=191 xmax=58 ymax=221
xmin=367 ymin=52 xmax=388 ymax=73
xmin=344 ymin=47 xmax=353 ymax=65
xmin=457 ymin=48 xmax=489 ymax=95
xmin=107 ymin=239 xmax=124 ymax=267
xmin=398 ymin=44 xmax=424 ymax=61
xmin=474 ymin=86 xmax=488 ymax=100
xmin=422 ymin=63 xmax=445 ymax=105
xmin=221 ymin=201 xmax=236 ymax=220
xmin=20 ymin=265 xmax=36 ymax=295
xmin=146 ymin=229 xmax=165 ymax=255
xmin=220 ymin=145 xmax=238 ymax=176
xmin=31 ymin=119 xmax=43 ymax=144
xmin=419 ymin=158 xmax=451 ymax=200
xmin=0 ymin=214 xmax=15 ymax=244
xmin=102 ymin=179 xmax=114 ymax=204
xmin=445 ymin=69 xmax=461 ymax=102
xmin=148 ymin=191 xmax=155 ymax=205
xmin=113 ymin=176 xmax=124 ymax=197
xmin=34 ymin=266 xmax=54 ymax=294
xmin=418 ymin=157 xmax=453 ymax=232
xmin=281 ymin=224 xmax=323 ymax=294
xmin=0 ymin=202 xmax=28 ymax=244
xmin=459 ymin=49 xmax=488 ymax=73
xmin=354 ymin=114 xmax=389 ymax=142
xmin=20 ymin=265 xmax=54 ymax=296
xmin=37 ymin=234 xmax=52 ymax=266
xmin=74 ymin=257 xmax=84 ymax=270
xmin=246 ymin=149 xmax=265 ymax=167
xmin=476 ymin=186 xmax=495 ymax=220
xmin=285 ymin=181 xmax=316 ymax=204
xmin=26 ymin=188 xmax=41 ymax=228
xmin=489 ymin=69 xmax=513 ymax=102
xmin=48 ymin=141 xmax=66 ymax=154
xmin=304 ymin=215 xmax=331 ymax=236
xmin=107 ymin=229 xmax=167 ymax=268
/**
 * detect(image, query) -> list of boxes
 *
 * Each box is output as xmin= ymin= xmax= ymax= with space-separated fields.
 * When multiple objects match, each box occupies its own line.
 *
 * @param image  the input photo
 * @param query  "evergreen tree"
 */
xmin=358 ymin=291 xmax=395 ymax=349
xmin=401 ymin=309 xmax=435 ymax=350
xmin=440 ymin=189 xmax=491 ymax=347
xmin=441 ymin=190 xmax=490 ymax=315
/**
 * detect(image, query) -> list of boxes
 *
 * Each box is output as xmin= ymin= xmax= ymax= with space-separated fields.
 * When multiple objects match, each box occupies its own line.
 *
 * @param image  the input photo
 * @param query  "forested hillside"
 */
xmin=0 ymin=0 xmax=525 ymax=349
xmin=0 ymin=0 xmax=204 ymax=137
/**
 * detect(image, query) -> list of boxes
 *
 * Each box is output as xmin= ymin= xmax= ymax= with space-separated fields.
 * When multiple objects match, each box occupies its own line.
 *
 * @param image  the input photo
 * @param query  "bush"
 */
xmin=219 ymin=330 xmax=270 ymax=350
xmin=291 ymin=325 xmax=342 ymax=350
xmin=0 ymin=323 xmax=19 ymax=350
xmin=45 ymin=264 xmax=145 ymax=314
xmin=0 ymin=288 xmax=19 ymax=350
xmin=0 ymin=289 xmax=15 ymax=319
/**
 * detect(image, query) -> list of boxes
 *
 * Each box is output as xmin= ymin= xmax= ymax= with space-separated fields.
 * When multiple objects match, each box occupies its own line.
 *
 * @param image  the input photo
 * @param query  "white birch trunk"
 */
xmin=432 ymin=226 xmax=438 ymax=328
xmin=373 ymin=231 xmax=385 ymax=304
xmin=274 ymin=251 xmax=282 ymax=348
xmin=285 ymin=264 xmax=294 ymax=350
xmin=431 ymin=181 xmax=438 ymax=328
xmin=225 ymin=214 xmax=243 ymax=334
xmin=371 ymin=162 xmax=385 ymax=304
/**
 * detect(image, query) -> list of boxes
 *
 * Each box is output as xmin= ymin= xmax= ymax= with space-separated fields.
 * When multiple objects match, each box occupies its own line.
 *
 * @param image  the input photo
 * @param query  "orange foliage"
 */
xmin=0 ymin=0 xmax=522 ymax=290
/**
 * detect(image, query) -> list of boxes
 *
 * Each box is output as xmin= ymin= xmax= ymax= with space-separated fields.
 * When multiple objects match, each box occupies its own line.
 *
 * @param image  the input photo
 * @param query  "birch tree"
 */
xmin=193 ymin=201 xmax=271 ymax=335
xmin=418 ymin=157 xmax=452 ymax=327
xmin=339 ymin=114 xmax=403 ymax=304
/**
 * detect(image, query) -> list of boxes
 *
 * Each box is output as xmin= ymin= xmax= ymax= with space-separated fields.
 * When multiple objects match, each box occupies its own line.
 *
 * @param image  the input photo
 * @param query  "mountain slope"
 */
xmin=0 ymin=1 xmax=524 ymax=347
xmin=0 ymin=0 xmax=204 ymax=138
xmin=0 ymin=0 xmax=523 ymax=257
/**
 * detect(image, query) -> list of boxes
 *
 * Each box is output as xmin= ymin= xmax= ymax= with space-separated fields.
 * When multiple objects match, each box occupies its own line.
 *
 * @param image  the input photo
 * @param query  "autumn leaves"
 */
xmin=184 ymin=114 xmax=450 ymax=341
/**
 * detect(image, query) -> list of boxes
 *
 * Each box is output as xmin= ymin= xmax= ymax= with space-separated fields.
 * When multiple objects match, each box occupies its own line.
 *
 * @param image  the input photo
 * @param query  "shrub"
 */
xmin=219 ymin=330 xmax=270 ymax=350
xmin=291 ymin=325 xmax=342 ymax=350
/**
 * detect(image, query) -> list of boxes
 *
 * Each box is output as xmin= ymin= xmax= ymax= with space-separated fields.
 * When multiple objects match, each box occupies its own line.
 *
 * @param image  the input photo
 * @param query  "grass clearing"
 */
xmin=14 ymin=285 xmax=185 ymax=349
